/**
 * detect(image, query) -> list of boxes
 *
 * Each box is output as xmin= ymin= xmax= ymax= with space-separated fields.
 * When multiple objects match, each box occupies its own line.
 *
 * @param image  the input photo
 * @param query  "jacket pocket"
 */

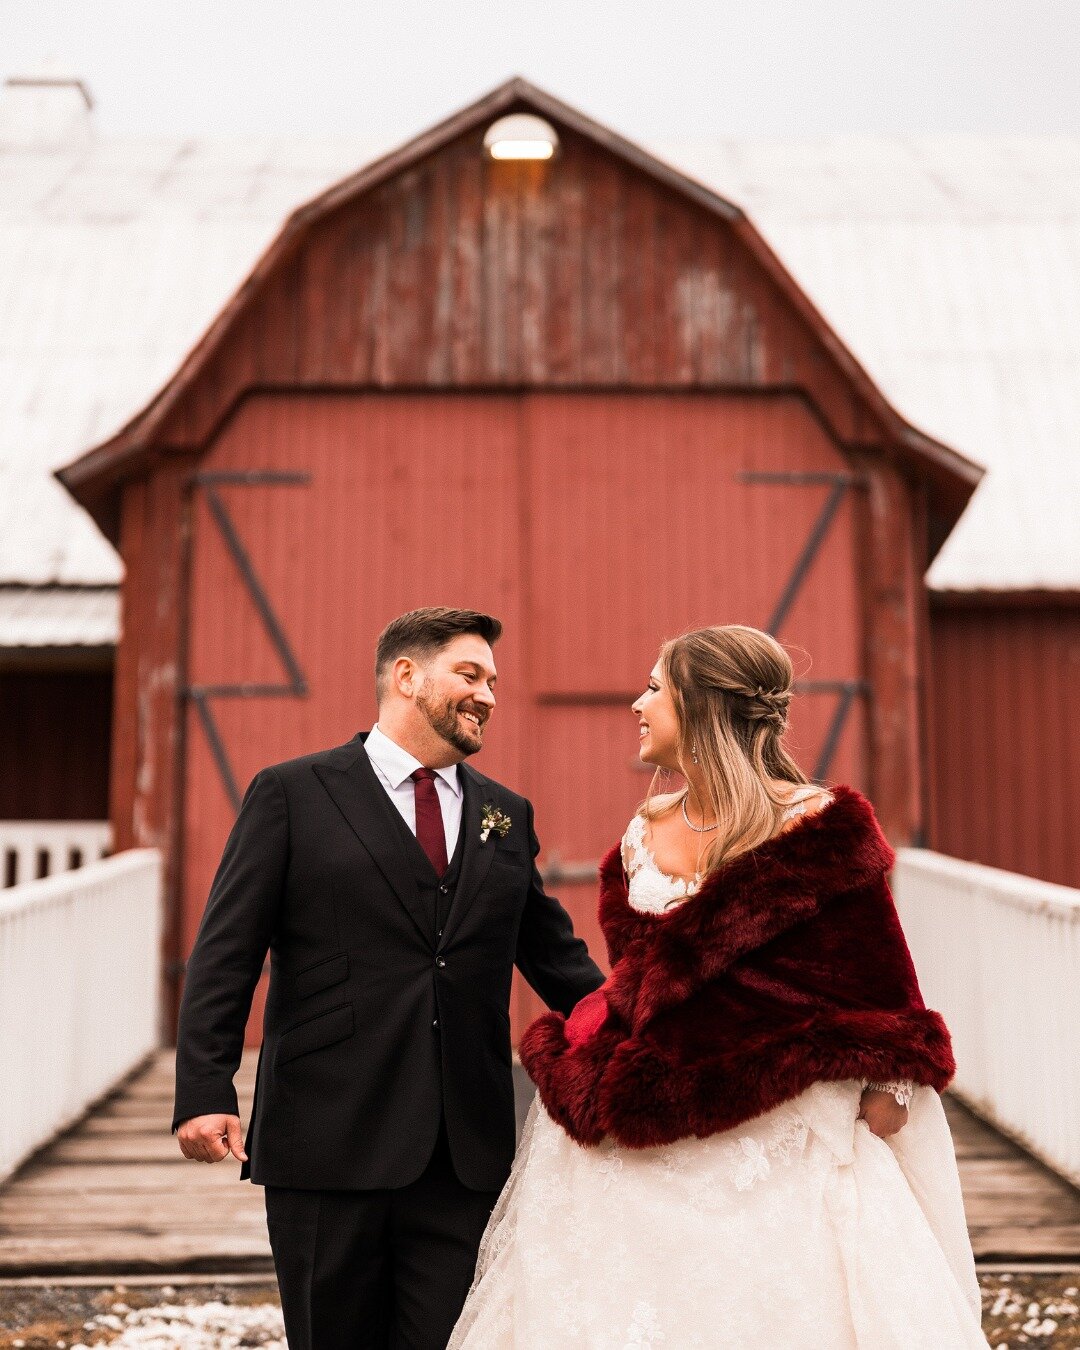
xmin=277 ymin=1002 xmax=354 ymax=1065
xmin=295 ymin=952 xmax=349 ymax=1000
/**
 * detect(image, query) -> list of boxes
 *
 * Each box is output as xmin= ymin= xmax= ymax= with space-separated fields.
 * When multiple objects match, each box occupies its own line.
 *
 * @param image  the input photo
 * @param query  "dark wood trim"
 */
xmin=166 ymin=477 xmax=195 ymax=1038
xmin=0 ymin=647 xmax=113 ymax=672
xmin=913 ymin=484 xmax=937 ymax=850
xmin=930 ymin=588 xmax=1080 ymax=609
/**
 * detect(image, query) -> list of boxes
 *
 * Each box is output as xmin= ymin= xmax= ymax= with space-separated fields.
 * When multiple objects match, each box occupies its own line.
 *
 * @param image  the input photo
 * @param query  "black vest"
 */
xmin=381 ymin=794 xmax=464 ymax=940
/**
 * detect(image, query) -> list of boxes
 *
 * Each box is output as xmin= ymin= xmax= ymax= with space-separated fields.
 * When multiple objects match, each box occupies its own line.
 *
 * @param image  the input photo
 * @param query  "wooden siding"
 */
xmin=929 ymin=600 xmax=1080 ymax=887
xmin=0 ymin=670 xmax=112 ymax=819
xmin=95 ymin=115 xmax=934 ymax=1043
xmin=156 ymin=126 xmax=887 ymax=454
xmin=176 ymin=389 xmax=888 ymax=1040
xmin=111 ymin=456 xmax=196 ymax=1031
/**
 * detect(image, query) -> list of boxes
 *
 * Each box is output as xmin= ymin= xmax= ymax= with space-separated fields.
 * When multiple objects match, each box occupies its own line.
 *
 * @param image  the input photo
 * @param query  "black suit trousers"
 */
xmin=264 ymin=1119 xmax=498 ymax=1350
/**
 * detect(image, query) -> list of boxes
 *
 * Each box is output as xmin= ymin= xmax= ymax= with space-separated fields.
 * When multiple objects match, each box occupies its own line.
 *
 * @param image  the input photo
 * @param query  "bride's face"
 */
xmin=632 ymin=663 xmax=681 ymax=769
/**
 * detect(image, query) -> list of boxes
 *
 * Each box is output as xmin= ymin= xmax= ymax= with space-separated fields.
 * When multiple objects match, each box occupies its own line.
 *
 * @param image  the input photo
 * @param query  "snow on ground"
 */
xmin=62 ymin=1300 xmax=284 ymax=1349
xmin=1 ymin=1273 xmax=1078 ymax=1347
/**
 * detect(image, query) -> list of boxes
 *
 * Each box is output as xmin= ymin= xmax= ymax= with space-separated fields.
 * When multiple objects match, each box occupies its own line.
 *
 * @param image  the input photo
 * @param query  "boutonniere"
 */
xmin=480 ymin=804 xmax=512 ymax=844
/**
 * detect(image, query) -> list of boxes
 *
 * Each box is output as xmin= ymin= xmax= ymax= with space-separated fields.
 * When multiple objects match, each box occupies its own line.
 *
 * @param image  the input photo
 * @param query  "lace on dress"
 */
xmin=621 ymin=785 xmax=830 ymax=914
xmin=621 ymin=813 xmax=703 ymax=913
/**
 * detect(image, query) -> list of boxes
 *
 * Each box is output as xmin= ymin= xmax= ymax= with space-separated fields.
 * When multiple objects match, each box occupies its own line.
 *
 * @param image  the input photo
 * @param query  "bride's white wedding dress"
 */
xmin=449 ymin=792 xmax=988 ymax=1349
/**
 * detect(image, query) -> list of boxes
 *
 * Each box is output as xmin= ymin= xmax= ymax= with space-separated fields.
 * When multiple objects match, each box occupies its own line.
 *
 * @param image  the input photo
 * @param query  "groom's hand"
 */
xmin=177 ymin=1113 xmax=248 ymax=1163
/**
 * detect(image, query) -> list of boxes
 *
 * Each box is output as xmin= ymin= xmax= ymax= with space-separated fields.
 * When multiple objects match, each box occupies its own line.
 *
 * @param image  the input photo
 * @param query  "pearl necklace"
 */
xmin=681 ymin=795 xmax=719 ymax=833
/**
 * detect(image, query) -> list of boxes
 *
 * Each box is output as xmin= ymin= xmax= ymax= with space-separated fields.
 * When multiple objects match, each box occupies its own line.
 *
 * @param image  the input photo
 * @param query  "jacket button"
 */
xmin=436 ymin=957 xmax=446 ymax=968
xmin=439 ymin=884 xmax=449 ymax=894
xmin=432 ymin=1018 xmax=439 ymax=1029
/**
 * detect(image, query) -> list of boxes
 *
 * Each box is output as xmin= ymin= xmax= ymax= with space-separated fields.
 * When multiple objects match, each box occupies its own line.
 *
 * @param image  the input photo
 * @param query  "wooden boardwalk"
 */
xmin=0 ymin=1052 xmax=269 ymax=1276
xmin=1 ymin=1051 xmax=1078 ymax=1276
xmin=944 ymin=1094 xmax=1080 ymax=1263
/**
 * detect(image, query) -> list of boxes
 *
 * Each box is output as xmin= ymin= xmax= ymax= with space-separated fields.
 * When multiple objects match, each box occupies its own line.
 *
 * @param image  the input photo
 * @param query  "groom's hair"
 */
xmin=375 ymin=607 xmax=503 ymax=702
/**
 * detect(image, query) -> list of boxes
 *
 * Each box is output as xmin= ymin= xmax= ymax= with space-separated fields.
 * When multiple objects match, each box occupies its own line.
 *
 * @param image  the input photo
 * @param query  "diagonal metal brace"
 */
xmin=194 ymin=472 xmax=309 ymax=694
xmin=185 ymin=471 xmax=311 ymax=812
xmin=803 ymin=679 xmax=869 ymax=781
xmin=737 ymin=471 xmax=863 ymax=636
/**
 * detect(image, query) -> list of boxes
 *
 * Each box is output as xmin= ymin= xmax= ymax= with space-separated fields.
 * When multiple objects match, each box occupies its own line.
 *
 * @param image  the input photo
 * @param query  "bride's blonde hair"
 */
xmin=642 ymin=624 xmax=814 ymax=875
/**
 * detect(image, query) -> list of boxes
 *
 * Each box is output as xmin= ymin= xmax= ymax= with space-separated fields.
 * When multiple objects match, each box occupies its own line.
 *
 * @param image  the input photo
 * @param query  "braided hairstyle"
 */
xmin=643 ymin=624 xmax=817 ymax=875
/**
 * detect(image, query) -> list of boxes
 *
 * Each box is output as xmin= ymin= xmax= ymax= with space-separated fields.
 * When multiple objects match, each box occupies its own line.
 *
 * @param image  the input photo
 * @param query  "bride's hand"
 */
xmin=857 ymin=1088 xmax=909 ymax=1139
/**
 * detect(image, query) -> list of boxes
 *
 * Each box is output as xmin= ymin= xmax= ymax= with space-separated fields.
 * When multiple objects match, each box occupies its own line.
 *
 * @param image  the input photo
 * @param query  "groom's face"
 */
xmin=414 ymin=634 xmax=497 ymax=758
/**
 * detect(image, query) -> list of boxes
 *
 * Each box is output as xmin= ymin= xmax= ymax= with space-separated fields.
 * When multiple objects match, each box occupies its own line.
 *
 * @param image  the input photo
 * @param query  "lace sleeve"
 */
xmin=863 ymin=1080 xmax=914 ymax=1107
xmin=621 ymin=814 xmax=646 ymax=878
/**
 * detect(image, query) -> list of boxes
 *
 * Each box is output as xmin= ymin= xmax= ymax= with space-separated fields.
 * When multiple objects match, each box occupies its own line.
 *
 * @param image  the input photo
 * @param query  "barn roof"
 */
xmin=658 ymin=135 xmax=1080 ymax=595
xmin=0 ymin=584 xmax=118 ymax=647
xmin=53 ymin=79 xmax=981 ymax=556
xmin=3 ymin=78 xmax=1076 ymax=626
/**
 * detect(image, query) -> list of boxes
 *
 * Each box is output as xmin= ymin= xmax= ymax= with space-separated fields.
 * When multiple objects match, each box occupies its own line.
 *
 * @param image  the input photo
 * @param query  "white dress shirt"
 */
xmin=364 ymin=723 xmax=464 ymax=861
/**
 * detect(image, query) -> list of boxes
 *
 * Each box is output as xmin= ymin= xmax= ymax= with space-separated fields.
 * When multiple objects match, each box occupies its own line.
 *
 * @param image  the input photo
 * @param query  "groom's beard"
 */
xmin=416 ymin=680 xmax=485 ymax=757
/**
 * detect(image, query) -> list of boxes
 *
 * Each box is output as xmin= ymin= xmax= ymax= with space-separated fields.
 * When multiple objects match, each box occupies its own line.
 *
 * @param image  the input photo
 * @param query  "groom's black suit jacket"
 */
xmin=172 ymin=731 xmax=604 ymax=1192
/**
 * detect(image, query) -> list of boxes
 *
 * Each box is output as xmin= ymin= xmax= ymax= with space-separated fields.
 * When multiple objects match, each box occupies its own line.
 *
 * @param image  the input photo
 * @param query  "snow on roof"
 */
xmin=2 ymin=81 xmax=1077 ymax=603
xmin=0 ymin=585 xmax=118 ymax=646
xmin=0 ymin=80 xmax=384 ymax=588
xmin=655 ymin=136 xmax=1080 ymax=592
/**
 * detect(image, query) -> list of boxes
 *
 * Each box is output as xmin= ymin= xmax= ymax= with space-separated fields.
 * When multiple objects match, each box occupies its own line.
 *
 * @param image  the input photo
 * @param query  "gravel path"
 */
xmin=0 ymin=1284 xmax=282 ymax=1349
xmin=1 ymin=1273 xmax=1077 ymax=1347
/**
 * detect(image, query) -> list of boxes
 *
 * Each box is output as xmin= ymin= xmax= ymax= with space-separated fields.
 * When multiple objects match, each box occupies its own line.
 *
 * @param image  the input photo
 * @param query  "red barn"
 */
xmin=57 ymin=81 xmax=983 ymax=1040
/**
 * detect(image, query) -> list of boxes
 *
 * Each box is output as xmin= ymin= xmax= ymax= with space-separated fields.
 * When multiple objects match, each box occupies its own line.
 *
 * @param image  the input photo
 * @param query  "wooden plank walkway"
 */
xmin=944 ymin=1094 xmax=1080 ymax=1263
xmin=1 ymin=1051 xmax=1078 ymax=1276
xmin=0 ymin=1052 xmax=269 ymax=1276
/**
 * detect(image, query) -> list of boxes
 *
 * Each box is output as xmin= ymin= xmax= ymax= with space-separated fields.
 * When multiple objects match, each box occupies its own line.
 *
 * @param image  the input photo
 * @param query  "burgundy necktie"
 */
xmin=410 ymin=768 xmax=448 ymax=876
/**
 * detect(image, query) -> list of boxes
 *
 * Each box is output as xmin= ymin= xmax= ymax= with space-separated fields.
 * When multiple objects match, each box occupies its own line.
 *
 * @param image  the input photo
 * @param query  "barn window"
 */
xmin=483 ymin=113 xmax=559 ymax=161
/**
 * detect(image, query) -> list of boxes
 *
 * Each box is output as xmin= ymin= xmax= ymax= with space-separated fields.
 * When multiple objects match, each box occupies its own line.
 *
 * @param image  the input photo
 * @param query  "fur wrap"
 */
xmin=519 ymin=784 xmax=955 ymax=1149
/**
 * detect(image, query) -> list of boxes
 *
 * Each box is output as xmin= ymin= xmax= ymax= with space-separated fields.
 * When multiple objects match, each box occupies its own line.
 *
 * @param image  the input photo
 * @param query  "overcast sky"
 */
xmin=3 ymin=0 xmax=1078 ymax=144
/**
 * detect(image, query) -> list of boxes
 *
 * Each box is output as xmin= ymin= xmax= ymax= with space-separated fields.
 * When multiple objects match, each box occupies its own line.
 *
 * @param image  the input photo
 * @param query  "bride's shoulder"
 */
xmin=768 ymin=782 xmax=835 ymax=837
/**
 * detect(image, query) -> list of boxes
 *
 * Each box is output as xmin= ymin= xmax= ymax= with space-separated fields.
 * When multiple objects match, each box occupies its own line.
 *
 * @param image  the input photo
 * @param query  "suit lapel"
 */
xmin=312 ymin=733 xmax=433 ymax=948
xmin=441 ymin=764 xmax=497 ymax=945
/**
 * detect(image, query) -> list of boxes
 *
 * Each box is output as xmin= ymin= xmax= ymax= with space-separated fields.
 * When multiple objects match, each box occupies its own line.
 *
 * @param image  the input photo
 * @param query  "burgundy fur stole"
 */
xmin=519 ymin=785 xmax=955 ymax=1149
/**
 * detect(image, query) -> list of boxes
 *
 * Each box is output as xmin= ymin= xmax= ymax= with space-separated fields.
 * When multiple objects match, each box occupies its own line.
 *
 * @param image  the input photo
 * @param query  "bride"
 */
xmin=449 ymin=624 xmax=988 ymax=1348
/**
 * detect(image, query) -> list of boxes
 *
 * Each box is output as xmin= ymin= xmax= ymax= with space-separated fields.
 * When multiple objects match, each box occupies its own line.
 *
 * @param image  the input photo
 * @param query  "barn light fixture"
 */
xmin=483 ymin=113 xmax=559 ymax=161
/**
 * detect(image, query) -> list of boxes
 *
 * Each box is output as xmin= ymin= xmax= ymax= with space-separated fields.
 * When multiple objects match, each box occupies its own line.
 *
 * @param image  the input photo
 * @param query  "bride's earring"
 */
xmin=691 ymin=743 xmax=699 ymax=765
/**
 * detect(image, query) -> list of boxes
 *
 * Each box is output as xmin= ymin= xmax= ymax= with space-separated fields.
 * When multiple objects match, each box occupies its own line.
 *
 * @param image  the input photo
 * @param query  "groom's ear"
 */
xmin=390 ymin=655 xmax=421 ymax=699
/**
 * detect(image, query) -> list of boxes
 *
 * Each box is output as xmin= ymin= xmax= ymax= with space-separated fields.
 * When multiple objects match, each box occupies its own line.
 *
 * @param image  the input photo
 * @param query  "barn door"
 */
xmin=509 ymin=390 xmax=870 ymax=1028
xmin=179 ymin=392 xmax=527 ymax=1043
xmin=177 ymin=389 xmax=872 ymax=1045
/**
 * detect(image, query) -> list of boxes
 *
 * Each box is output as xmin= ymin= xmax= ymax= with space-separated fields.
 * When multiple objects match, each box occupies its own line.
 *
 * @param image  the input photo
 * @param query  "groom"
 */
xmin=173 ymin=607 xmax=604 ymax=1349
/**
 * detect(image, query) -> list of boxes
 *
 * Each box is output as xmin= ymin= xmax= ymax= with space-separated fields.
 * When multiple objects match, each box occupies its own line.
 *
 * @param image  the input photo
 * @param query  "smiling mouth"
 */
xmin=461 ymin=709 xmax=484 ymax=730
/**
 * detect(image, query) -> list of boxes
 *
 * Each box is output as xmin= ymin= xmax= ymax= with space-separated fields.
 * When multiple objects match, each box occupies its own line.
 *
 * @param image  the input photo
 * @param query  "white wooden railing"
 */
xmin=893 ymin=847 xmax=1080 ymax=1187
xmin=0 ymin=849 xmax=163 ymax=1184
xmin=0 ymin=820 xmax=113 ymax=889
